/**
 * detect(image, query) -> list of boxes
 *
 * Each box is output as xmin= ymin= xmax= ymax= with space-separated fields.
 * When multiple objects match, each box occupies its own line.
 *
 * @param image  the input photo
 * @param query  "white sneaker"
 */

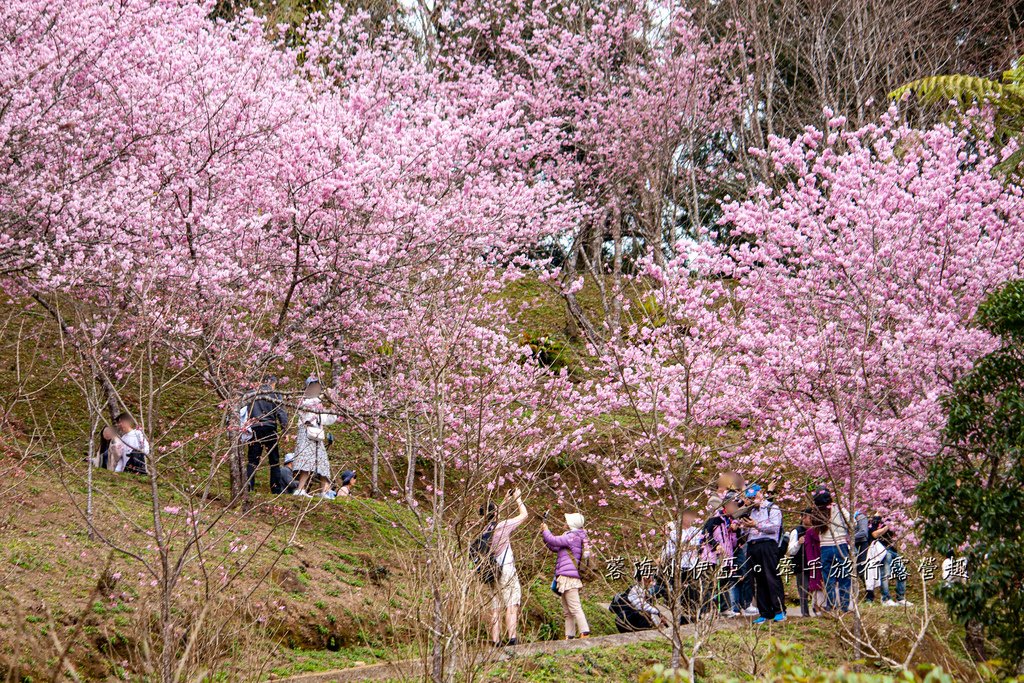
xmin=741 ymin=606 xmax=760 ymax=616
xmin=883 ymin=599 xmax=899 ymax=607
xmin=293 ymin=489 xmax=312 ymax=497
xmin=726 ymin=610 xmax=741 ymax=618
xmin=897 ymin=599 xmax=913 ymax=606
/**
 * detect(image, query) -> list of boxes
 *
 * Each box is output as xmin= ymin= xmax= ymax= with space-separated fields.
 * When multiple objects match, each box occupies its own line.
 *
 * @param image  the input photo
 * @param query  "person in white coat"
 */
xmin=113 ymin=413 xmax=150 ymax=474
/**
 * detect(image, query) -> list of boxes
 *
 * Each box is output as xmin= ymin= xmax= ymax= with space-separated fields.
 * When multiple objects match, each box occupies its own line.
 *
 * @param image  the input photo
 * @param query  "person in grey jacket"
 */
xmin=245 ymin=376 xmax=288 ymax=494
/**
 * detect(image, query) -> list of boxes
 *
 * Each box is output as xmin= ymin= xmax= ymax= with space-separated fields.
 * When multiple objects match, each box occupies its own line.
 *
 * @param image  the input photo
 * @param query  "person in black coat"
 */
xmin=244 ymin=376 xmax=288 ymax=493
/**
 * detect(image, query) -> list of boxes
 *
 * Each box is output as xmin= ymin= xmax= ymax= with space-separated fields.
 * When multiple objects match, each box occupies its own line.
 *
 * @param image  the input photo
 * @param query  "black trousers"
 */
xmin=611 ymin=601 xmax=656 ymax=632
xmin=246 ymin=424 xmax=282 ymax=493
xmin=748 ymin=540 xmax=785 ymax=618
xmin=795 ymin=562 xmax=811 ymax=616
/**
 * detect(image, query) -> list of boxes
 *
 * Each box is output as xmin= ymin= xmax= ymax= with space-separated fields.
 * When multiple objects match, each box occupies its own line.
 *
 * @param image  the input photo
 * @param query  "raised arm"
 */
xmin=509 ymin=488 xmax=528 ymax=524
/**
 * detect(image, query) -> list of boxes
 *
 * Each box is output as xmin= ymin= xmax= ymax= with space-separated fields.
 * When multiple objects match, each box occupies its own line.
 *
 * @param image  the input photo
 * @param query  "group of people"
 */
xmin=474 ymin=488 xmax=593 ymax=647
xmin=242 ymin=375 xmax=357 ymax=499
xmin=473 ymin=472 xmax=913 ymax=648
xmin=612 ymin=472 xmax=912 ymax=632
xmin=93 ymin=412 xmax=151 ymax=474
xmin=92 ymin=375 xmax=359 ymax=499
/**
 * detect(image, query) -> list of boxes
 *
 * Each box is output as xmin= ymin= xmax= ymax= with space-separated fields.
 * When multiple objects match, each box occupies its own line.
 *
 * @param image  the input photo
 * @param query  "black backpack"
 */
xmin=470 ymin=523 xmax=498 ymax=585
xmin=124 ymin=450 xmax=148 ymax=475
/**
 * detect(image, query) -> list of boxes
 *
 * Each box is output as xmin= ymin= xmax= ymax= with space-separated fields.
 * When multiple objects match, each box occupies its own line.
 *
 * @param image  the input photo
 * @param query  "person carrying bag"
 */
xmin=542 ymin=512 xmax=591 ymax=639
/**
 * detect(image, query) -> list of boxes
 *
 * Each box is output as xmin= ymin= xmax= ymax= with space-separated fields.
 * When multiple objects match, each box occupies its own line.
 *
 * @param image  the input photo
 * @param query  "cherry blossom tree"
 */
xmin=722 ymin=112 xmax=1024 ymax=525
xmin=424 ymin=0 xmax=743 ymax=345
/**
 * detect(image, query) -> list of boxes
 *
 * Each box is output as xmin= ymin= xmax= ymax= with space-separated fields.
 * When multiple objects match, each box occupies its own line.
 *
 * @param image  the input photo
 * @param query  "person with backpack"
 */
xmin=244 ymin=376 xmax=288 ymax=494
xmin=113 ymin=413 xmax=150 ymax=475
xmin=738 ymin=484 xmax=786 ymax=623
xmin=813 ymin=488 xmax=852 ymax=612
xmin=484 ymin=488 xmax=528 ymax=647
xmin=610 ymin=572 xmax=669 ymax=632
xmin=700 ymin=492 xmax=742 ymax=617
xmin=542 ymin=512 xmax=590 ymax=639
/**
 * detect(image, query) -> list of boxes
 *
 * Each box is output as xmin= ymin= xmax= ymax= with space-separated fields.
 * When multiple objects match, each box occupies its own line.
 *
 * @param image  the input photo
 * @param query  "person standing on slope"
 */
xmin=542 ymin=512 xmax=591 ymax=639
xmin=488 ymin=488 xmax=528 ymax=646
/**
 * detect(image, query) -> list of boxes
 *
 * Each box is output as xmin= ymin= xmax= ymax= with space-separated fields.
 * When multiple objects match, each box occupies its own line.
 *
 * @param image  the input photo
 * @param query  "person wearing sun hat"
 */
xmin=541 ymin=512 xmax=591 ymax=639
xmin=738 ymin=483 xmax=786 ymax=623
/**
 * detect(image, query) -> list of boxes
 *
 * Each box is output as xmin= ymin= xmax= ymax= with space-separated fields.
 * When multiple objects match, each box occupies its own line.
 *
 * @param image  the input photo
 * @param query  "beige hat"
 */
xmin=565 ymin=513 xmax=585 ymax=530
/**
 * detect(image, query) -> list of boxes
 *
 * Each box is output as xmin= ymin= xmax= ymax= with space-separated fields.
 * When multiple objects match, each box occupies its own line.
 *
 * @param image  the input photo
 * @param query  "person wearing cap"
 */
xmin=279 ymin=452 xmax=298 ymax=493
xmin=245 ymin=375 xmax=288 ymax=494
xmin=813 ymin=488 xmax=852 ymax=612
xmin=292 ymin=376 xmax=338 ymax=498
xmin=541 ymin=512 xmax=590 ymax=639
xmin=700 ymin=492 xmax=743 ymax=616
xmin=336 ymin=470 xmax=357 ymax=497
xmin=738 ymin=484 xmax=786 ymax=623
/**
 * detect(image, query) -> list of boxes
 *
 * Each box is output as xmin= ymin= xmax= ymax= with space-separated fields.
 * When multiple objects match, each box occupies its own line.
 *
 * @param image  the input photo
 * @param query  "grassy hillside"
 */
xmin=0 ymin=284 xmax=989 ymax=682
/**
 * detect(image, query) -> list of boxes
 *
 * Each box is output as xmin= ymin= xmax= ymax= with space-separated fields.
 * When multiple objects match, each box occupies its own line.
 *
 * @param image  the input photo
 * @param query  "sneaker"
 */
xmin=883 ymin=599 xmax=899 ymax=607
xmin=293 ymin=489 xmax=312 ymax=497
xmin=897 ymin=599 xmax=913 ymax=606
xmin=726 ymin=610 xmax=742 ymax=618
xmin=320 ymin=491 xmax=336 ymax=499
xmin=741 ymin=606 xmax=760 ymax=616
xmin=580 ymin=632 xmax=590 ymax=638
xmin=753 ymin=617 xmax=767 ymax=625
xmin=506 ymin=638 xmax=518 ymax=646
xmin=773 ymin=613 xmax=786 ymax=622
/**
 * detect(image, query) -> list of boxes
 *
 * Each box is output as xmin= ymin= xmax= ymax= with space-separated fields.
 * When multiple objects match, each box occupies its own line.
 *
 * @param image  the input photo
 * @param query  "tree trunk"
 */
xmin=371 ymin=422 xmax=380 ymax=497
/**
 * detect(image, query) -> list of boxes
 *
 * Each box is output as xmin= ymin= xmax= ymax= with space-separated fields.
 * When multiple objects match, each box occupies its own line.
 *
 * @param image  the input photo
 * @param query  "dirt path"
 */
xmin=273 ymin=607 xmax=803 ymax=682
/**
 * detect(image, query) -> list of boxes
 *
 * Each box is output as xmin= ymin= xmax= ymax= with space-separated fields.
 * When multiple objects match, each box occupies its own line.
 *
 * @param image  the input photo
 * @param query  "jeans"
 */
xmin=717 ymin=578 xmax=741 ymax=613
xmin=820 ymin=543 xmax=851 ymax=612
xmin=881 ymin=547 xmax=906 ymax=602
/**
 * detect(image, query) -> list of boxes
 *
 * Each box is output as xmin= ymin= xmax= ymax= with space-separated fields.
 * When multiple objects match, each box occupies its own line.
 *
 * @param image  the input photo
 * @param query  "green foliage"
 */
xmin=520 ymin=331 xmax=575 ymax=375
xmin=699 ymin=640 xmax=955 ymax=683
xmin=917 ymin=279 xmax=1024 ymax=672
xmin=890 ymin=56 xmax=1024 ymax=176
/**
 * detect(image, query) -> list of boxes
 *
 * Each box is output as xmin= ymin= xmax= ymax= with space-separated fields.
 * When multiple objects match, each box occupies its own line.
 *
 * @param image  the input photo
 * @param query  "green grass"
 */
xmin=268 ymin=643 xmax=417 ymax=677
xmin=483 ymin=640 xmax=673 ymax=682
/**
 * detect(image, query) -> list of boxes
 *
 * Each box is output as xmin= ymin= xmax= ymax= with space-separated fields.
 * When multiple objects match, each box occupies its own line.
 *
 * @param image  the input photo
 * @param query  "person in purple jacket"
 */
xmin=541 ymin=512 xmax=591 ymax=639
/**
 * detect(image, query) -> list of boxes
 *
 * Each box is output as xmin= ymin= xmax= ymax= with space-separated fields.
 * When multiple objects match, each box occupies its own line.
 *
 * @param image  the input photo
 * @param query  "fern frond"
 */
xmin=1003 ymin=56 xmax=1024 ymax=87
xmin=890 ymin=75 xmax=1022 ymax=107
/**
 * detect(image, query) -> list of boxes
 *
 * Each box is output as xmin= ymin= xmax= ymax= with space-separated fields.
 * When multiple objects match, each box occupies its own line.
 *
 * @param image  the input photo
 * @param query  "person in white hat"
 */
xmin=541 ymin=512 xmax=591 ymax=639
